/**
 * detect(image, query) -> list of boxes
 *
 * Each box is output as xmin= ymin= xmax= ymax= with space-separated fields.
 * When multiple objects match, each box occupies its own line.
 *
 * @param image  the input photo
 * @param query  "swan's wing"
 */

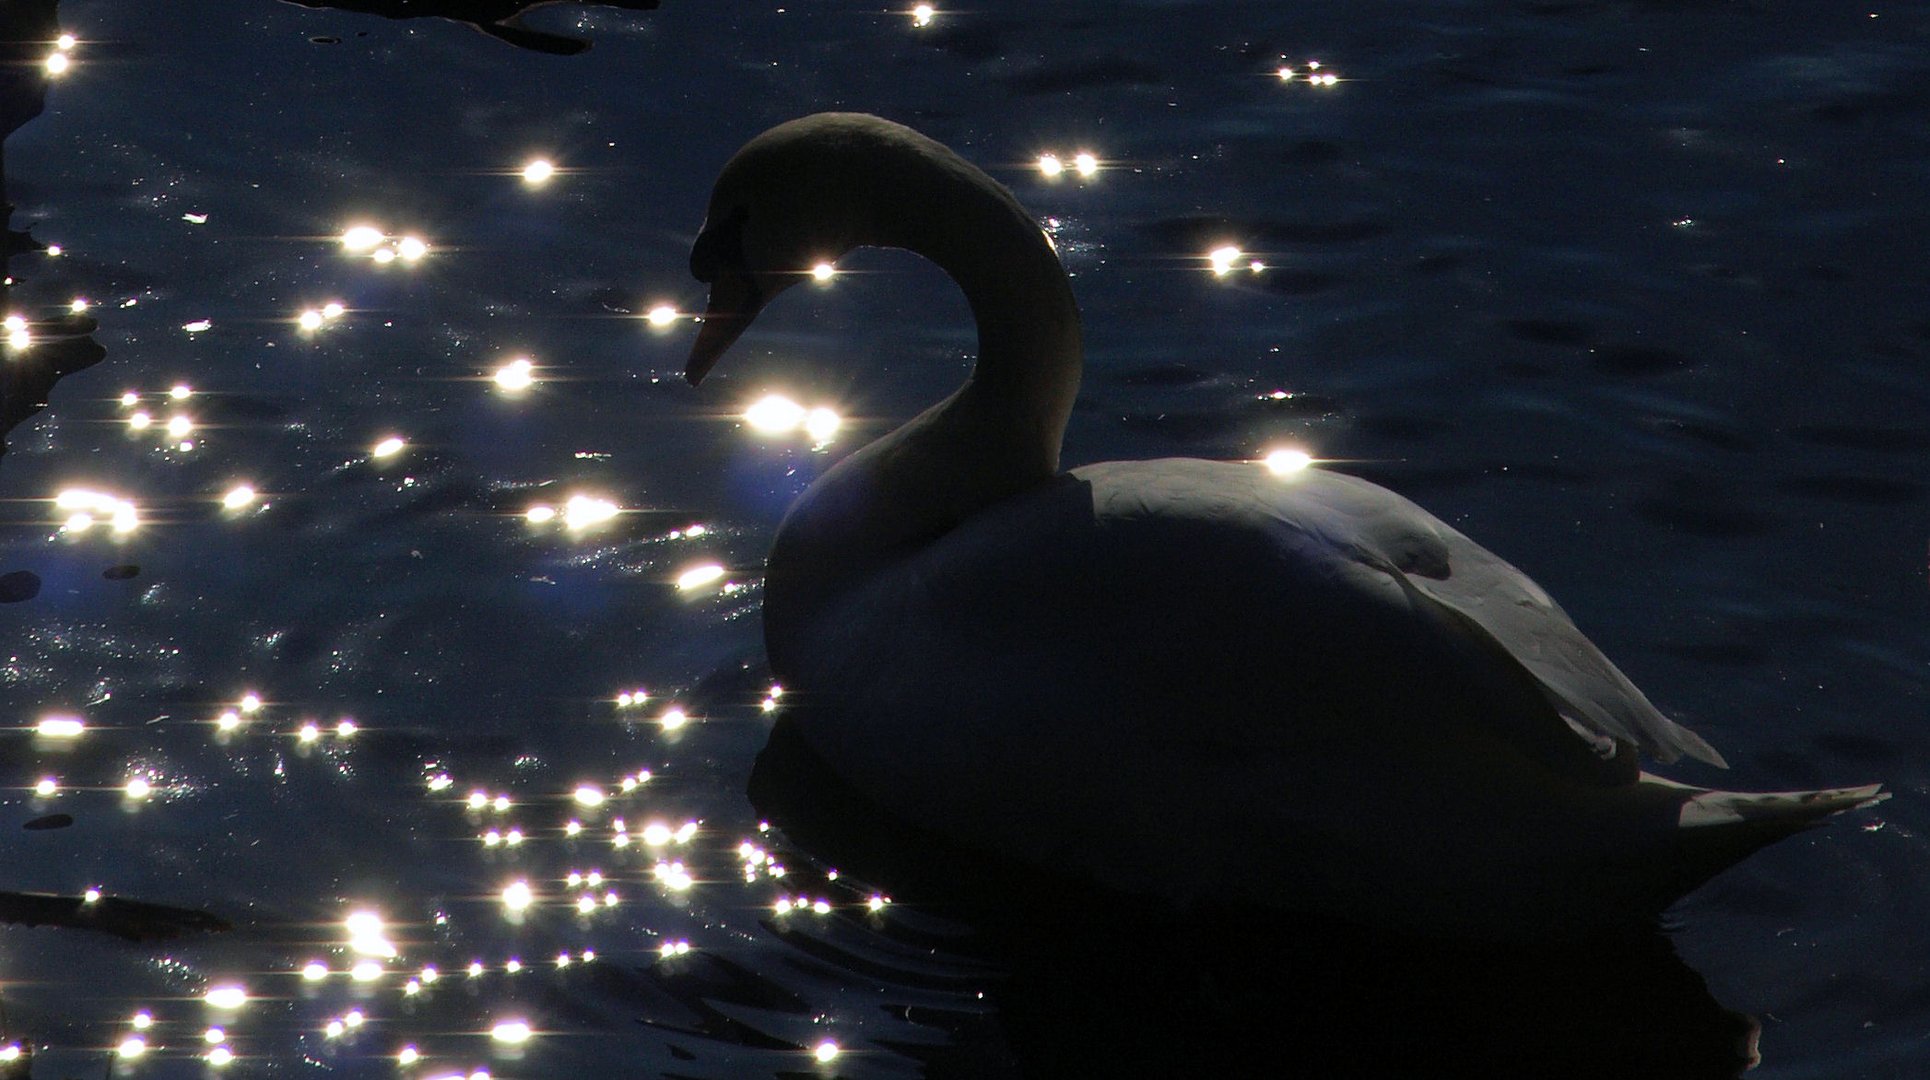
xmin=793 ymin=458 xmax=1726 ymax=796
xmin=1305 ymin=469 xmax=1727 ymax=769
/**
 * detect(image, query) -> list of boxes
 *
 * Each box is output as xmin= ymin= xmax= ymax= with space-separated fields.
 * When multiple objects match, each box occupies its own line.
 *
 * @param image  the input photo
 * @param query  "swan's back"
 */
xmin=775 ymin=460 xmax=1738 ymax=935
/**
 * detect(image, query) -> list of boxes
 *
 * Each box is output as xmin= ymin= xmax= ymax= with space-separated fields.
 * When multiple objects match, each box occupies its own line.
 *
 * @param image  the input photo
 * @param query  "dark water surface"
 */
xmin=0 ymin=1 xmax=1924 ymax=1077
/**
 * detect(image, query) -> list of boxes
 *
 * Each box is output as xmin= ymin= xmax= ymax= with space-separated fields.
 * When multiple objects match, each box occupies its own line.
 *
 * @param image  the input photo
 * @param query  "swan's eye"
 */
xmin=690 ymin=205 xmax=750 ymax=284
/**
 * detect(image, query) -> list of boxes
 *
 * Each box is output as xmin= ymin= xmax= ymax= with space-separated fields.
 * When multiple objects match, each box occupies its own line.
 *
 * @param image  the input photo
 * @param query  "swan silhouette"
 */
xmin=683 ymin=113 xmax=1883 ymax=940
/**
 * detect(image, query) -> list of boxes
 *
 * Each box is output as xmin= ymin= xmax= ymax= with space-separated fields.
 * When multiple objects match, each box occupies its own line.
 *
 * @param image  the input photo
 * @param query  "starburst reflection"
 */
xmin=1037 ymin=150 xmax=1099 ymax=181
xmin=1264 ymin=448 xmax=1314 ymax=475
xmin=675 ymin=565 xmax=725 ymax=591
xmin=520 ymin=159 xmax=555 ymax=186
xmin=340 ymin=224 xmax=428 ymax=264
xmin=653 ymin=861 xmax=694 ymax=891
xmin=911 ymin=4 xmax=935 ymax=26
xmin=744 ymin=394 xmax=843 ymax=447
xmin=562 ymin=495 xmax=619 ymax=530
xmin=346 ymin=910 xmax=397 ymax=958
xmin=490 ymin=1021 xmax=532 ymax=1044
xmin=54 ymin=488 xmax=139 ymax=535
xmin=745 ymin=394 xmax=806 ymax=433
xmin=1277 ymin=58 xmax=1341 ymax=86
xmin=36 ymin=716 xmax=84 ymax=737
xmin=493 ymin=357 xmax=537 ymax=392
xmin=340 ymin=225 xmax=385 ymax=252
xmin=297 ymin=303 xmax=347 ymax=333
xmin=803 ymin=407 xmax=841 ymax=446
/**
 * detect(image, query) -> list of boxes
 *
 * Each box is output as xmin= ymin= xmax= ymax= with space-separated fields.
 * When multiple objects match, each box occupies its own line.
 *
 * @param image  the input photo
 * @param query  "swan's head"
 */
xmin=684 ymin=113 xmax=982 ymax=384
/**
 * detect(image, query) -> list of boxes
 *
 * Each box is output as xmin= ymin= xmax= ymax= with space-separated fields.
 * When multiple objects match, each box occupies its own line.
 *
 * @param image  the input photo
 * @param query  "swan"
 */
xmin=682 ymin=113 xmax=1883 ymax=940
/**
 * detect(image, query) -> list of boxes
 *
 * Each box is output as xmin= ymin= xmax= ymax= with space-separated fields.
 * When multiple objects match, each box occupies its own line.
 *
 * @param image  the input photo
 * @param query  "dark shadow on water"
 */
xmin=0 ymin=890 xmax=230 ymax=942
xmin=278 ymin=0 xmax=661 ymax=55
xmin=1 ymin=0 xmax=104 ymax=469
xmin=750 ymin=713 xmax=1761 ymax=1080
xmin=0 ymin=2 xmax=227 ymax=953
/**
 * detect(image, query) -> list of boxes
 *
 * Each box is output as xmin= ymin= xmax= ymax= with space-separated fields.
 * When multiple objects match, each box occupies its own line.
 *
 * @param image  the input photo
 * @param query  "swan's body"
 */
xmin=684 ymin=113 xmax=1881 ymax=939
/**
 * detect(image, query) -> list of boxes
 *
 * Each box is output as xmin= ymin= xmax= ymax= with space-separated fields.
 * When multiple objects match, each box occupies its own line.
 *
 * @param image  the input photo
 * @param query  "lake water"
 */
xmin=0 ymin=2 xmax=1924 ymax=1077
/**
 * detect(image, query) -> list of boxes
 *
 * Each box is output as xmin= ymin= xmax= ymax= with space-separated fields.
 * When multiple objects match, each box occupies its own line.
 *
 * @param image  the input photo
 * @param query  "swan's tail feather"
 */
xmin=1664 ymin=782 xmax=1886 ymax=905
xmin=1677 ymin=782 xmax=1888 ymax=829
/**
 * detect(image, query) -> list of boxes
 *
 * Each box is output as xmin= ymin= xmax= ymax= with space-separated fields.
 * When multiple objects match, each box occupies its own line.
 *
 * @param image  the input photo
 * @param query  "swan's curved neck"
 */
xmin=877 ymin=159 xmax=1083 ymax=465
xmin=765 ymin=150 xmax=1082 ymax=651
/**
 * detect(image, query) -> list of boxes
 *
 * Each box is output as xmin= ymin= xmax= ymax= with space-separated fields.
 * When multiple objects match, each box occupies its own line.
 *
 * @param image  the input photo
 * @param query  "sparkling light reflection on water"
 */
xmin=0 ymin=1 xmax=1924 ymax=1078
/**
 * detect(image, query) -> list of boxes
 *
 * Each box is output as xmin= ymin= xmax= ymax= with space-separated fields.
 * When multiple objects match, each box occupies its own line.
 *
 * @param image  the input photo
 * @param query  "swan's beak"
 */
xmin=685 ymin=271 xmax=764 ymax=386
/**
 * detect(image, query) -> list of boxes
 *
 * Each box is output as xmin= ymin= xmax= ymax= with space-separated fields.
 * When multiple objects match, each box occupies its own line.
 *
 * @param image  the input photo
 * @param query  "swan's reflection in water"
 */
xmin=750 ymin=712 xmax=1760 ymax=1080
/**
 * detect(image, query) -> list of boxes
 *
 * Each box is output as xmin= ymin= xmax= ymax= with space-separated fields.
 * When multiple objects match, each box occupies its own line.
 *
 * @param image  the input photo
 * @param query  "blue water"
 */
xmin=0 ymin=1 xmax=1924 ymax=1077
